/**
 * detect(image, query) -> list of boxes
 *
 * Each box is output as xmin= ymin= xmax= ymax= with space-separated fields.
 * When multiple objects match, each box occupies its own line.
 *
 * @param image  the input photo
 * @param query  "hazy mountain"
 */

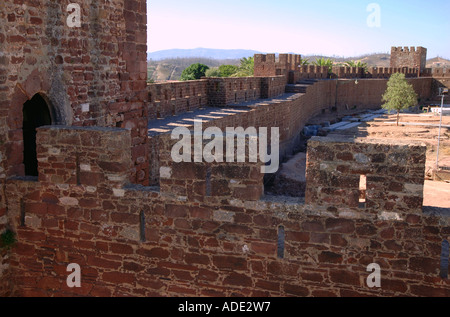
xmin=148 ymin=48 xmax=262 ymax=61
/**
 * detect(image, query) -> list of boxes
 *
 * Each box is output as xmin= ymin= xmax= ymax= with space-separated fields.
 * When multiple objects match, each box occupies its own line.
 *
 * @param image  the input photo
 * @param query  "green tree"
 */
xmin=300 ymin=58 xmax=310 ymax=66
xmin=180 ymin=63 xmax=209 ymax=81
xmin=205 ymin=67 xmax=221 ymax=77
xmin=218 ymin=65 xmax=239 ymax=77
xmin=232 ymin=57 xmax=254 ymax=77
xmin=382 ymin=73 xmax=418 ymax=126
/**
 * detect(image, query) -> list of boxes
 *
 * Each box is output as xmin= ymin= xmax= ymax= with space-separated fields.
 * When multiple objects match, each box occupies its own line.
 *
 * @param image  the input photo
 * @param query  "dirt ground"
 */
xmin=321 ymin=110 xmax=450 ymax=209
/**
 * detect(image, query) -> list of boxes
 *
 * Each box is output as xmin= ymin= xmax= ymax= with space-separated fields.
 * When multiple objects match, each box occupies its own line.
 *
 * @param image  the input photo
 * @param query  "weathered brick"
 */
xmin=286 ymin=231 xmax=310 ymax=243
xmin=302 ymin=220 xmax=324 ymax=232
xmin=87 ymin=256 xmax=121 ymax=270
xmin=102 ymin=272 xmax=135 ymax=285
xmin=318 ymin=251 xmax=343 ymax=264
xmin=137 ymin=247 xmax=170 ymax=259
xmin=329 ymin=270 xmax=361 ymax=286
xmin=251 ymin=242 xmax=276 ymax=255
xmin=110 ymin=243 xmax=134 ymax=254
xmin=409 ymin=257 xmax=438 ymax=275
xmin=284 ymin=283 xmax=310 ymax=296
xmin=223 ymin=272 xmax=252 ymax=287
xmin=325 ymin=218 xmax=355 ymax=234
xmin=410 ymin=285 xmax=450 ymax=297
xmin=165 ymin=204 xmax=188 ymax=218
xmin=185 ymin=253 xmax=210 ymax=265
xmin=301 ymin=272 xmax=324 ymax=283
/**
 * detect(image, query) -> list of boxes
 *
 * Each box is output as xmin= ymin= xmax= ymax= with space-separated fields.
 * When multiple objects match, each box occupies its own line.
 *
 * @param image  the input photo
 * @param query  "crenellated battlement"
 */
xmin=391 ymin=46 xmax=428 ymax=54
xmin=254 ymin=53 xmax=302 ymax=80
xmin=288 ymin=66 xmax=422 ymax=83
xmin=391 ymin=46 xmax=427 ymax=72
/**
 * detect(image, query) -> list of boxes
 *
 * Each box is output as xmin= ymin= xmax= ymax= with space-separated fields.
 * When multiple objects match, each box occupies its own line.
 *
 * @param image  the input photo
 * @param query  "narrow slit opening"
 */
xmin=139 ymin=211 xmax=146 ymax=242
xmin=19 ymin=198 xmax=26 ymax=227
xmin=277 ymin=225 xmax=285 ymax=259
xmin=440 ymin=240 xmax=449 ymax=279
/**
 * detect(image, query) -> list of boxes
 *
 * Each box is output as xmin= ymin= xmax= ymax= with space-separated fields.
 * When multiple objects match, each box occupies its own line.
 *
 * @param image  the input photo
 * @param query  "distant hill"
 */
xmin=427 ymin=57 xmax=450 ymax=68
xmin=148 ymin=57 xmax=241 ymax=82
xmin=303 ymin=53 xmax=391 ymax=67
xmin=148 ymin=48 xmax=261 ymax=61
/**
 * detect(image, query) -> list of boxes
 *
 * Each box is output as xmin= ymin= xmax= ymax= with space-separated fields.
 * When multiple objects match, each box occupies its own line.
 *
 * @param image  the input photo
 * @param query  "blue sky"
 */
xmin=147 ymin=0 xmax=450 ymax=59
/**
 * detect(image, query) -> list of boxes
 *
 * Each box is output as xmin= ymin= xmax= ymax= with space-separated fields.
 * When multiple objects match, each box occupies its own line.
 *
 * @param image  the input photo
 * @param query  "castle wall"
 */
xmin=147 ymin=80 xmax=209 ymax=119
xmin=2 ymin=127 xmax=449 ymax=297
xmin=333 ymin=78 xmax=432 ymax=109
xmin=0 ymin=0 xmax=148 ymax=295
xmin=0 ymin=0 xmax=148 ymax=185
xmin=254 ymin=54 xmax=302 ymax=81
xmin=147 ymin=77 xmax=432 ymax=187
xmin=146 ymin=76 xmax=286 ymax=121
xmin=0 ymin=176 xmax=12 ymax=296
xmin=425 ymin=68 xmax=450 ymax=101
xmin=305 ymin=136 xmax=426 ymax=214
xmin=206 ymin=77 xmax=264 ymax=107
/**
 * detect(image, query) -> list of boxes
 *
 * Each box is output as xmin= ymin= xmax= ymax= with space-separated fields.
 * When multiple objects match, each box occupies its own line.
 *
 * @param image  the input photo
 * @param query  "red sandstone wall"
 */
xmin=0 ymin=0 xmax=148 ymax=184
xmin=147 ymin=77 xmax=432 ymax=188
xmin=3 ymin=127 xmax=450 ymax=297
xmin=305 ymin=137 xmax=426 ymax=213
xmin=158 ymin=134 xmax=264 ymax=203
xmin=206 ymin=77 xmax=263 ymax=107
xmin=146 ymin=76 xmax=286 ymax=120
xmin=0 ymin=174 xmax=11 ymax=296
xmin=427 ymin=69 xmax=450 ymax=101
xmin=254 ymin=54 xmax=301 ymax=81
xmin=147 ymin=80 xmax=209 ymax=119
xmin=332 ymin=78 xmax=431 ymax=110
xmin=430 ymin=68 xmax=450 ymax=78
xmin=0 ymin=0 xmax=150 ymax=286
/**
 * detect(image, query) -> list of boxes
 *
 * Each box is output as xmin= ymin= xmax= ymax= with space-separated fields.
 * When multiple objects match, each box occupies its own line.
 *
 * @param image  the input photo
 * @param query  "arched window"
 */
xmin=23 ymin=94 xmax=52 ymax=176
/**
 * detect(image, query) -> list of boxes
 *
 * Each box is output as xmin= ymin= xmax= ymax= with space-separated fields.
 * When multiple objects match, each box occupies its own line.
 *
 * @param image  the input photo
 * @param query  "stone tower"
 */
xmin=390 ymin=46 xmax=427 ymax=73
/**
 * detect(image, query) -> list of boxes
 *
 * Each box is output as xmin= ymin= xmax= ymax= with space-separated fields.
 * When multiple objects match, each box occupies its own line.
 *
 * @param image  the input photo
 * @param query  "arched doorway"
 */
xmin=23 ymin=94 xmax=52 ymax=176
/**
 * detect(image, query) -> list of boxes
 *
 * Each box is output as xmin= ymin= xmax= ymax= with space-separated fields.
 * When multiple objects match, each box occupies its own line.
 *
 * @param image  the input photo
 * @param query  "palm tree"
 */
xmin=312 ymin=57 xmax=333 ymax=73
xmin=300 ymin=58 xmax=310 ymax=66
xmin=345 ymin=60 xmax=368 ymax=73
xmin=232 ymin=57 xmax=254 ymax=77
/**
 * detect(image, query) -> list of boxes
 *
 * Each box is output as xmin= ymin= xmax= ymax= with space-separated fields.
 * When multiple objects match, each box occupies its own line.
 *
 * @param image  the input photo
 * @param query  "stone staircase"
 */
xmin=285 ymin=79 xmax=318 ymax=94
